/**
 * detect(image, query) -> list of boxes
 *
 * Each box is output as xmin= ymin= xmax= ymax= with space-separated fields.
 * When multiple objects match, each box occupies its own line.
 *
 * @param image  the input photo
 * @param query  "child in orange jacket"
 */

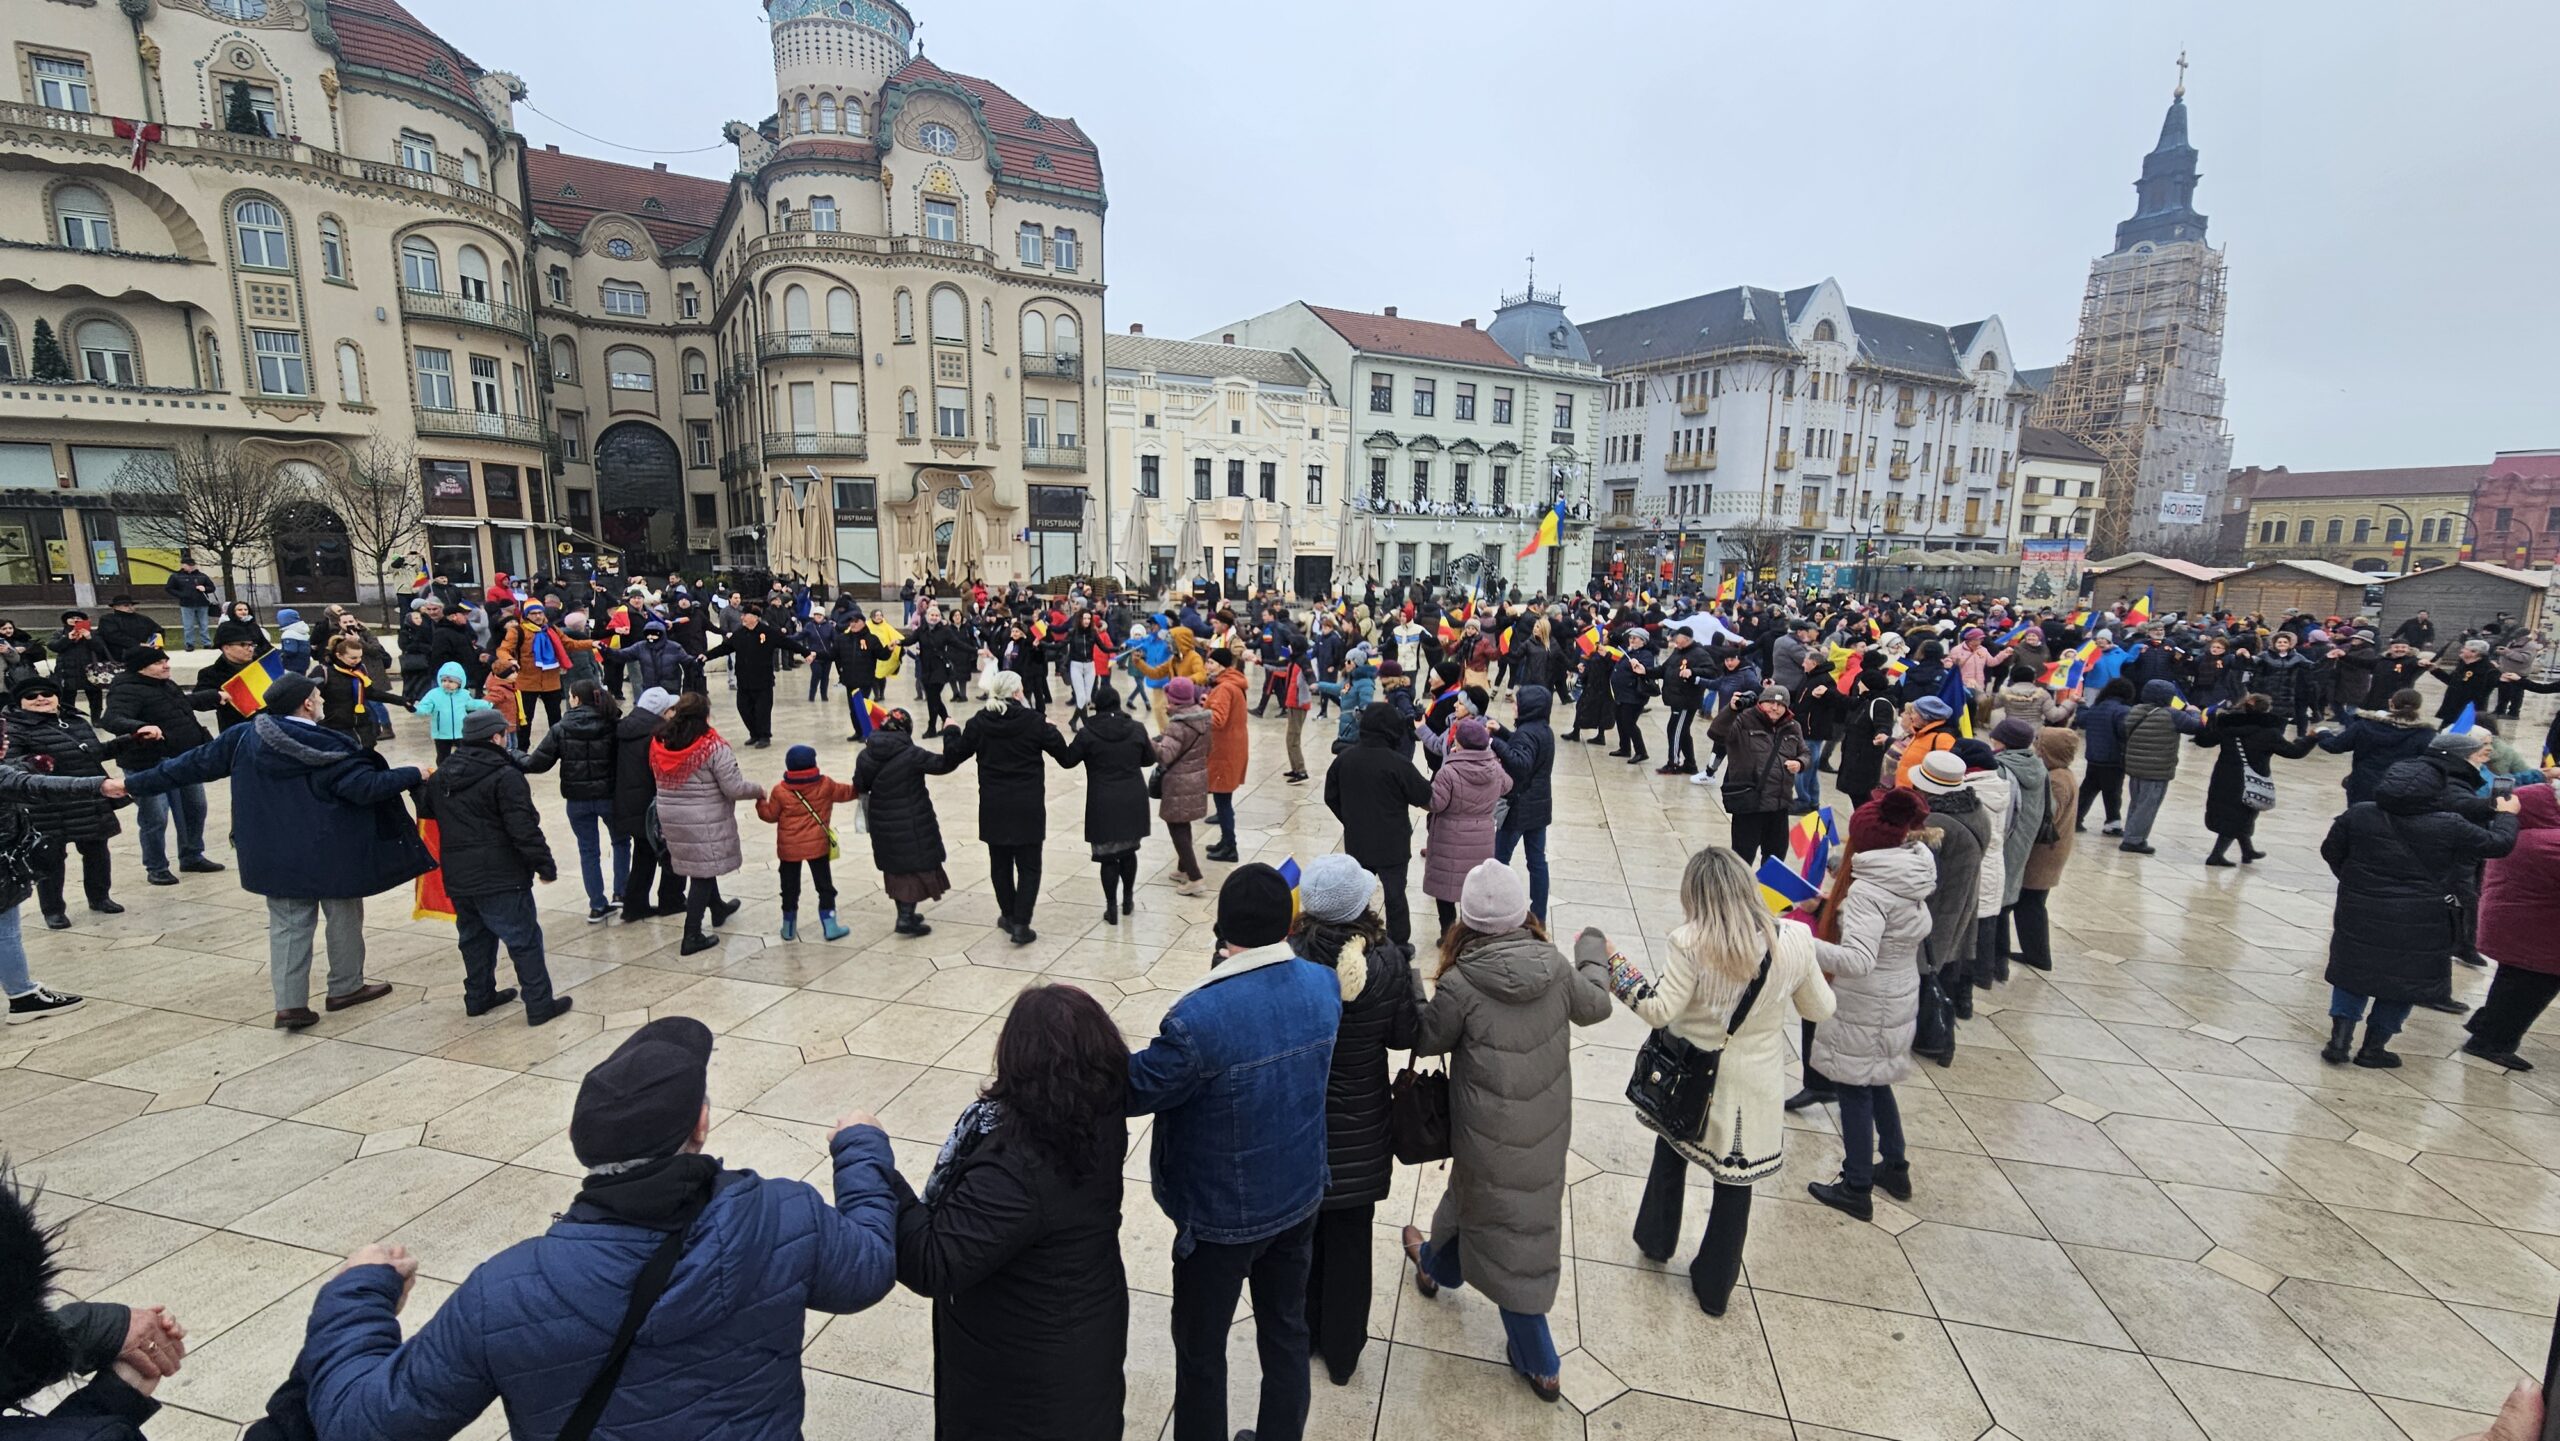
xmin=755 ymin=743 xmax=856 ymax=941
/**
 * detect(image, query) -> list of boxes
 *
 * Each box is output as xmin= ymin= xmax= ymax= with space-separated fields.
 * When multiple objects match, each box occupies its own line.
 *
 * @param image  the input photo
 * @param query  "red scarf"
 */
xmin=650 ymin=728 xmax=727 ymax=788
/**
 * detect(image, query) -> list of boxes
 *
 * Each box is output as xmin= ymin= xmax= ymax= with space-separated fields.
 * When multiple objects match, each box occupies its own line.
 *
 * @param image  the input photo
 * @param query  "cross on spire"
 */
xmin=2174 ymin=50 xmax=2187 ymax=100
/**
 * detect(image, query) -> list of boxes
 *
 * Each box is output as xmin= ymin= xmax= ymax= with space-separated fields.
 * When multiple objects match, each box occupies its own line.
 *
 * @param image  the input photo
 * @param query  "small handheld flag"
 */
xmin=1994 ymin=619 xmax=2031 ymax=647
xmin=1755 ymin=856 xmax=1820 ymax=914
xmin=220 ymin=651 xmax=286 ymax=716
xmin=1277 ymin=857 xmax=1303 ymax=916
xmin=2452 ymin=702 xmax=2477 ymax=733
xmin=1715 ymin=574 xmax=1739 ymax=604
xmin=1575 ymin=626 xmax=1601 ymax=657
xmin=2124 ymin=589 xmax=2154 ymax=627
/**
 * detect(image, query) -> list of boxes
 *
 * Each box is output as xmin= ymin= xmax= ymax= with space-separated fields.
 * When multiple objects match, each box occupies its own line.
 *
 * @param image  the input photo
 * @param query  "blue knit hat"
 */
xmin=785 ymin=744 xmax=818 ymax=772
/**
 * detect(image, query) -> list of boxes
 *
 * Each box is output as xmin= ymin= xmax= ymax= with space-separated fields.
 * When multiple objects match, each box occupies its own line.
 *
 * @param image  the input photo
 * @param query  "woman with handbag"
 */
xmin=1398 ymin=861 xmax=1613 ymax=1403
xmin=1056 ymin=686 xmax=1154 ymax=924
xmin=1803 ymin=791 xmax=1937 ymax=1222
xmin=1574 ymin=847 xmax=1835 ymax=1319
xmin=2193 ymin=693 xmax=2320 ymax=866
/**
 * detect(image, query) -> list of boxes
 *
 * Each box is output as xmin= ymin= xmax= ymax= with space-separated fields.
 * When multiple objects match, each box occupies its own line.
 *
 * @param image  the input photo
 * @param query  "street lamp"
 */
xmin=2375 ymin=501 xmax=2416 ymax=571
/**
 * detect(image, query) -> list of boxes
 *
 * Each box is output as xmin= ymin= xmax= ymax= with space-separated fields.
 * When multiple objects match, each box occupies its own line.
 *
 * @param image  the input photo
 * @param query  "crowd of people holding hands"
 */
xmin=1 ymin=557 xmax=2555 ymax=1440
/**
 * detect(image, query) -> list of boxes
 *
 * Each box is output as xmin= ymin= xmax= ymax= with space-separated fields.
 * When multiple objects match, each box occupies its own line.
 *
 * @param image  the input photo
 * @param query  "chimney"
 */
xmin=1221 ymin=333 xmax=1235 ymax=345
xmin=1383 ymin=306 xmax=1398 ymax=318
xmin=653 ymin=162 xmax=667 ymax=172
xmin=1129 ymin=322 xmax=1144 ymax=335
xmin=1461 ymin=318 xmax=1476 ymax=330
xmin=545 ymin=143 xmax=559 ymax=152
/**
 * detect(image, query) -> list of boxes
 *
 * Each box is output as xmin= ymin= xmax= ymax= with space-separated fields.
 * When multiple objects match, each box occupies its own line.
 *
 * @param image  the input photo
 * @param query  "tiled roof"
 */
xmin=525 ymin=147 xmax=730 ymax=251
xmin=1581 ymin=287 xmax=1791 ymax=370
xmin=2487 ymin=451 xmax=2560 ymax=484
xmin=2018 ymin=426 xmax=2105 ymax=464
xmin=1304 ymin=306 xmax=1528 ymax=371
xmin=2015 ymin=366 xmax=2055 ymax=394
xmin=328 ymin=0 xmax=486 ymax=113
xmin=1103 ymin=335 xmax=1312 ymax=388
xmin=890 ymin=56 xmax=1102 ymax=195
xmin=2247 ymin=464 xmax=2481 ymax=500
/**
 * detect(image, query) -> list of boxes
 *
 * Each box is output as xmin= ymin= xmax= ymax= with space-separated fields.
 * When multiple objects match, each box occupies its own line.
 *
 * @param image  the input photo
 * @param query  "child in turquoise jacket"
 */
xmin=412 ymin=661 xmax=492 ymax=759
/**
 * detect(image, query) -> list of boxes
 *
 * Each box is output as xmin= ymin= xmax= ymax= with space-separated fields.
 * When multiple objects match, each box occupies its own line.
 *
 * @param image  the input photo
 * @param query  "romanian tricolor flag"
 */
xmin=2123 ymin=589 xmax=2154 ymax=628
xmin=1994 ymin=618 xmax=2031 ymax=646
xmin=1755 ymin=855 xmax=1820 ymax=915
xmin=1278 ymin=857 xmax=1302 ymax=915
xmin=412 ymin=818 xmax=455 ymax=923
xmin=851 ymin=695 xmax=892 ymax=739
xmin=220 ymin=651 xmax=287 ymax=717
xmin=1575 ymin=626 xmax=1602 ymax=657
xmin=1516 ymin=502 xmax=1563 ymax=560
xmin=1715 ymin=574 xmax=1738 ymax=604
xmin=2053 ymin=638 xmax=2103 ymax=692
xmin=1436 ymin=618 xmax=1459 ymax=649
xmin=1788 ymin=807 xmax=1838 ymax=891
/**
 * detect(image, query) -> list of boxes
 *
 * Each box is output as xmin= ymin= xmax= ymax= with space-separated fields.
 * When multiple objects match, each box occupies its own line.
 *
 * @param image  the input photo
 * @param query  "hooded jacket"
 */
xmin=302 ymin=1132 xmax=900 ymax=1441
xmin=1488 ymin=685 xmax=1556 ymax=832
xmin=1993 ymin=745 xmax=2048 ymax=906
xmin=610 ymin=708 xmax=664 ymax=837
xmin=1422 ymin=743 xmax=1512 ymax=902
xmin=1916 ymin=786 xmax=1987 ymax=974
xmin=412 ymin=662 xmax=494 ymax=741
xmin=754 ymin=772 xmax=855 ymax=863
xmin=1810 ymin=841 xmax=1936 ymax=1087
xmin=1150 ymin=704 xmax=1212 ymax=825
xmin=853 ymin=730 xmax=947 ymax=875
xmin=1707 ymin=702 xmax=1807 ymax=814
xmin=1132 ymin=626 xmax=1205 ymax=686
xmin=2022 ymin=728 xmax=2082 ymax=891
xmin=2120 ymin=679 xmax=2205 ymax=780
xmin=1323 ymin=704 xmax=1432 ymax=869
xmin=2 ymin=707 xmax=135 ymax=845
xmin=423 ymin=741 xmax=556 ymax=897
xmin=2320 ymin=758 xmax=2517 ymax=1002
xmin=2317 ymin=710 xmax=2436 ymax=806
xmin=1296 ymin=924 xmax=1417 ymax=1208
xmin=1202 ymin=667 xmax=1249 ymax=794
xmin=122 ymin=715 xmax=429 ymax=899
xmin=650 ymin=732 xmax=761 ymax=878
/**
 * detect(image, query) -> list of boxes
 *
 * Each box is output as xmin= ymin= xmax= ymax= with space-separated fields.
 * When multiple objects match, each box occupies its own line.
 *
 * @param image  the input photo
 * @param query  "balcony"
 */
xmin=1774 ymin=448 xmax=1796 ymax=472
xmin=1895 ymin=406 xmax=1918 ymax=427
xmin=1021 ymin=352 xmax=1083 ymax=382
xmin=1890 ymin=459 xmax=1912 ymax=481
xmin=1664 ymin=449 xmax=1717 ymax=473
xmin=758 ymin=332 xmax=865 ymax=363
xmin=399 ymin=288 xmax=533 ymax=338
xmin=1943 ymin=465 xmax=1961 ymax=485
xmin=1997 ymin=468 xmax=2015 ymax=489
xmin=1883 ymin=513 xmax=1907 ymax=534
xmin=1960 ymin=521 xmax=1989 ymax=538
xmin=413 ymin=406 xmax=547 ymax=450
xmin=1024 ymin=445 xmax=1088 ymax=471
xmin=1799 ymin=507 xmax=1825 ymax=529
xmin=0 ymin=103 xmax=513 ymax=220
xmin=1679 ymin=395 xmax=1711 ymax=416
xmin=1838 ymin=454 xmax=1861 ymax=475
xmin=762 ymin=431 xmax=868 ymax=460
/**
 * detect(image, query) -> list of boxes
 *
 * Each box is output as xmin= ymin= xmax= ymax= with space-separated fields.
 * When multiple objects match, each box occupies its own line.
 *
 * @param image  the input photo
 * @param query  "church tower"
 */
xmin=2032 ymin=57 xmax=2234 ymax=558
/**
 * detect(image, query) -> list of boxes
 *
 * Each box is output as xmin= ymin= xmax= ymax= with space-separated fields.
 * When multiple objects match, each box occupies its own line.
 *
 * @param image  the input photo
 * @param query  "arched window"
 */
xmin=826 ymin=287 xmax=855 ymax=335
xmin=1811 ymin=319 xmax=1835 ymax=342
xmin=318 ymin=216 xmax=347 ymax=280
xmin=2326 ymin=518 xmax=2344 ymax=545
xmin=843 ymin=103 xmax=864 ymax=138
xmin=76 ymin=318 xmax=137 ymax=385
xmin=2354 ymin=517 xmax=2372 ymax=543
xmin=456 ymin=245 xmax=491 ymax=302
xmin=981 ymin=300 xmax=993 ymax=348
xmin=899 ymin=389 xmax=918 ymax=439
xmin=984 ymin=394 xmax=996 ymax=439
xmin=1020 ymin=310 xmax=1048 ymax=357
xmin=928 ymin=287 xmax=964 ymax=343
xmin=795 ymin=96 xmax=812 ymax=134
xmin=1053 ymin=313 xmax=1079 ymax=356
xmin=0 ymin=315 xmax=17 ymax=379
xmin=605 ymin=346 xmax=653 ymax=392
xmin=817 ymin=95 xmax=837 ymax=132
xmin=549 ymin=336 xmax=577 ymax=381
xmin=894 ymin=289 xmax=914 ymax=342
xmin=783 ymin=284 xmax=812 ymax=333
xmin=1978 ymin=351 xmax=2000 ymax=371
xmin=336 ymin=341 xmax=364 ymax=403
xmin=234 ymin=199 xmax=288 ymax=269
xmin=500 ymin=261 xmax=517 ymax=306
xmin=54 ymin=185 xmax=112 ymax=251
xmin=683 ymin=349 xmax=708 ymax=394
xmin=400 ymin=237 xmax=441 ymax=293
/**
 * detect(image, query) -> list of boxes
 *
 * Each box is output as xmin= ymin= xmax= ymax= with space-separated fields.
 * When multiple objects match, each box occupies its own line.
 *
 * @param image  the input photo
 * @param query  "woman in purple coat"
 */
xmin=1424 ymin=716 xmax=1512 ymax=939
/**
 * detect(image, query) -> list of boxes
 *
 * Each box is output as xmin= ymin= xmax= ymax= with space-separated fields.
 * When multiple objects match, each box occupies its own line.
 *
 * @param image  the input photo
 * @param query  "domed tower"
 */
xmin=763 ymin=0 xmax=915 ymax=145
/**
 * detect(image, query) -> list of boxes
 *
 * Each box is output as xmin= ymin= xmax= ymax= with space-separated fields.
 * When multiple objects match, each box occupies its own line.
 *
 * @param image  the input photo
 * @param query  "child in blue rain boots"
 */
xmin=754 ymin=744 xmax=855 ymax=942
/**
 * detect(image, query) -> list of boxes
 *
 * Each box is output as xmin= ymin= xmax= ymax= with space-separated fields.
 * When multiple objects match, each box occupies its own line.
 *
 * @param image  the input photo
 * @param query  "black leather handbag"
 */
xmin=1387 ymin=1061 xmax=1452 ymax=1164
xmin=1626 ymin=951 xmax=1771 ymax=1143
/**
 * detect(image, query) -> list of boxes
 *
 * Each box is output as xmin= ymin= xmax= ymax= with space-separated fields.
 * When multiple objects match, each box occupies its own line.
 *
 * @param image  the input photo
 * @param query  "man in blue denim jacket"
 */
xmin=1129 ymin=862 xmax=1345 ymax=1441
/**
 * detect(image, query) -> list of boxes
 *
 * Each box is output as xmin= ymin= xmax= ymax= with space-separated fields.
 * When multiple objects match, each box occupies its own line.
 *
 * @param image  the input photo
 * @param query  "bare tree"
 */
xmin=112 ymin=438 xmax=292 ymax=606
xmin=1718 ymin=520 xmax=1792 ymax=583
xmin=320 ymin=434 xmax=430 ymax=623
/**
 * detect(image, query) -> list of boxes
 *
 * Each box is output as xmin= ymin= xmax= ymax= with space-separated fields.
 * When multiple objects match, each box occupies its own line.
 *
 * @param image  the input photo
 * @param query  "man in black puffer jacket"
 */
xmin=98 ymin=648 xmax=225 ymax=887
xmin=516 ymin=678 xmax=624 ymax=921
xmin=1323 ymin=702 xmax=1432 ymax=945
xmin=612 ymin=687 xmax=685 ymax=921
xmin=1490 ymin=683 xmax=1557 ymax=922
xmin=424 ymin=708 xmax=570 ymax=1027
xmin=1288 ymin=852 xmax=1418 ymax=1386
xmin=3 ymin=676 xmax=138 ymax=927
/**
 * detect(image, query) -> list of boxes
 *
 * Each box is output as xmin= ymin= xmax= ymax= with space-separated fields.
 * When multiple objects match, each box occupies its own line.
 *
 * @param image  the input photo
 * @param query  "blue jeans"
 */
xmin=2331 ymin=987 xmax=2413 ymax=1039
xmin=134 ymin=782 xmax=209 ymax=874
xmin=1837 ymin=1083 xmax=1905 ymax=1187
xmin=454 ymin=888 xmax=556 ymax=1012
xmin=565 ymin=798 xmax=628 ymax=910
xmin=1494 ymin=817 xmax=1549 ymax=922
xmin=1795 ymin=738 xmax=1828 ymax=809
xmin=1417 ymin=1234 xmax=1559 ymax=1380
xmin=179 ymin=604 xmax=211 ymax=649
xmin=0 ymin=905 xmax=30 ymax=995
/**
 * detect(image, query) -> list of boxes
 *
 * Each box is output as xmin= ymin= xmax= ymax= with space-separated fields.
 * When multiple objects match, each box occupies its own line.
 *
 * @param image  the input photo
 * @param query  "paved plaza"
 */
xmin=5 ymin=674 xmax=2553 ymax=1441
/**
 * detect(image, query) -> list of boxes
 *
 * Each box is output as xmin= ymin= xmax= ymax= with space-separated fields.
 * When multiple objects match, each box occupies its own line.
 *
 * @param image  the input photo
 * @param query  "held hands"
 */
xmin=99 ymin=778 xmax=127 ymax=799
xmin=116 ymin=1305 xmax=186 ymax=1381
xmin=1573 ymin=926 xmax=1611 ymax=968
xmin=1784 ymin=759 xmax=1803 ymax=773
xmin=337 ymin=1243 xmax=420 ymax=1312
xmin=136 ymin=725 xmax=164 ymax=741
xmin=2496 ymin=793 xmax=2523 ymax=815
xmin=832 ymin=1107 xmax=883 ymax=1135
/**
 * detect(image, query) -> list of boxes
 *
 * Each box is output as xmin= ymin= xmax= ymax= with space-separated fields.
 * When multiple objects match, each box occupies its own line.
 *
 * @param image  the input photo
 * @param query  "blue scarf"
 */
xmin=530 ymin=625 xmax=561 ymax=671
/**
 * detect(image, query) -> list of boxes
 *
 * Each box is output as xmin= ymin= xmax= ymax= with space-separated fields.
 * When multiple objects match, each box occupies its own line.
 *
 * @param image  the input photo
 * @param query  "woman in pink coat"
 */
xmin=2469 ymin=782 xmax=2560 ymax=1069
xmin=1424 ymin=716 xmax=1512 ymax=939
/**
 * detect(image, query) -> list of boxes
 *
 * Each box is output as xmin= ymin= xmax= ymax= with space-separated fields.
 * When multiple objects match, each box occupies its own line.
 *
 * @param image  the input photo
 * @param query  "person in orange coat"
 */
xmin=754 ymin=743 xmax=856 ymax=942
xmin=1203 ymin=649 xmax=1250 ymax=862
xmin=1890 ymin=695 xmax=1960 ymax=790
xmin=492 ymin=600 xmax=598 ymax=740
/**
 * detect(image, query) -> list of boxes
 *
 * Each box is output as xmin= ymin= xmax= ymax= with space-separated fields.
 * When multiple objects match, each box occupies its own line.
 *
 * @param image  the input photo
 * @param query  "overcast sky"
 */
xmin=434 ymin=0 xmax=2557 ymax=473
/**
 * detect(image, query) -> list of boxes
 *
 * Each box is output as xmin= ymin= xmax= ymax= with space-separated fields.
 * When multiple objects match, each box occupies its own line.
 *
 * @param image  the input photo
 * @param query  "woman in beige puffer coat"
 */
xmin=646 ymin=692 xmax=764 ymax=954
xmin=1150 ymin=675 xmax=1212 ymax=893
xmin=1805 ymin=790 xmax=1937 ymax=1222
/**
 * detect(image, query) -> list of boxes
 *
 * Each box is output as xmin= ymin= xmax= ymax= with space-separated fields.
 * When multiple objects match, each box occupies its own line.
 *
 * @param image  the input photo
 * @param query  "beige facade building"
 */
xmin=0 ymin=0 xmax=1104 ymax=609
xmin=1101 ymin=329 xmax=1345 ymax=596
xmin=2012 ymin=426 xmax=2106 ymax=544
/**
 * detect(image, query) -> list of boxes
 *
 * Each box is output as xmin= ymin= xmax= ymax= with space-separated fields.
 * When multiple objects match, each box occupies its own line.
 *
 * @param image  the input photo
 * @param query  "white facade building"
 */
xmin=1101 ymin=330 xmax=1346 ymax=596
xmin=1582 ymin=280 xmax=2027 ymax=590
xmin=1208 ymin=300 xmax=1602 ymax=596
xmin=2012 ymin=426 xmax=2107 ymax=544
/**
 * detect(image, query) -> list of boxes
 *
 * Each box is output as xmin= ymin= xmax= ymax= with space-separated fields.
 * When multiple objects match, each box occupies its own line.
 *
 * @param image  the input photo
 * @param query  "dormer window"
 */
xmin=918 ymin=122 xmax=959 ymax=156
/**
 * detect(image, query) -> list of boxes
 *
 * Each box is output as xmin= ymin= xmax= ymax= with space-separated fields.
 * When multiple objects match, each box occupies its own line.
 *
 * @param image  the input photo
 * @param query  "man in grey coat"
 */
xmin=1988 ymin=716 xmax=2050 ymax=982
xmin=1769 ymin=619 xmax=1817 ymax=696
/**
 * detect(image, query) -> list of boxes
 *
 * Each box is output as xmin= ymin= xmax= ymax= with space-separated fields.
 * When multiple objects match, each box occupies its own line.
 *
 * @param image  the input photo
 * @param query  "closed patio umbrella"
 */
xmin=1174 ymin=500 xmax=1203 ymax=591
xmin=1234 ymin=501 xmax=1258 ymax=593
xmin=1120 ymin=495 xmax=1152 ymax=588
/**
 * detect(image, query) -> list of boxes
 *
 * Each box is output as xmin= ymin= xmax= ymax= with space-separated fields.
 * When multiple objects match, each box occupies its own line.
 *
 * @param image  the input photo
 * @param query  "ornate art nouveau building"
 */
xmin=0 ymin=0 xmax=1103 ymax=605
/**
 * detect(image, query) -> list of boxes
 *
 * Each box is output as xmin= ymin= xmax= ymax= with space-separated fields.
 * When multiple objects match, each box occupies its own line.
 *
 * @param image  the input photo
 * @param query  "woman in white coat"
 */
xmin=1953 ymin=736 xmax=2010 ymax=1015
xmin=1576 ymin=848 xmax=1835 ymax=1317
xmin=1804 ymin=789 xmax=1938 ymax=1221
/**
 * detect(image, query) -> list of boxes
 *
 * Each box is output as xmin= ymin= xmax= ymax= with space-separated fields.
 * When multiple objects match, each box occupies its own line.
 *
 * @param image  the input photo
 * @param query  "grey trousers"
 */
xmin=2122 ymin=778 xmax=2171 ymax=847
xmin=267 ymin=895 xmax=367 ymax=1010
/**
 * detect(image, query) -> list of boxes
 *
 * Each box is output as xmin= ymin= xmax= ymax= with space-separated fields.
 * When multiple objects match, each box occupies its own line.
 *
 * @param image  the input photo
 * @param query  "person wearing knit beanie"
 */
xmin=1167 ymin=675 xmax=1199 ymax=708
xmin=1297 ymin=853 xmax=1376 ymax=924
xmin=1455 ymin=858 xmax=1530 ymax=933
xmin=757 ymin=740 xmax=854 ymax=943
xmin=1216 ymin=862 xmax=1296 ymax=950
xmin=1848 ymin=789 xmax=1929 ymax=854
xmin=1453 ymin=716 xmax=1489 ymax=749
xmin=1987 ymin=716 xmax=2036 ymax=751
xmin=785 ymin=743 xmax=818 ymax=773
